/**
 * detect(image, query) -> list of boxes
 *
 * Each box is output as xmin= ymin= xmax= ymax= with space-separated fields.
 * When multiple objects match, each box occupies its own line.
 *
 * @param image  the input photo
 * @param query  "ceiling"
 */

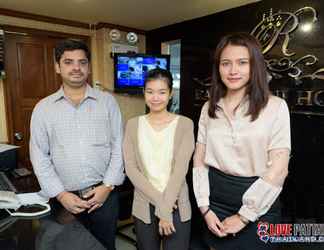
xmin=0 ymin=0 xmax=260 ymax=31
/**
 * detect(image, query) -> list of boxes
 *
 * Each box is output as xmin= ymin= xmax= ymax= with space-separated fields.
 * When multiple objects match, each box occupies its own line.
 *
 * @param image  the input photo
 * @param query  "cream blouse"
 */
xmin=138 ymin=115 xmax=179 ymax=192
xmin=197 ymin=95 xmax=291 ymax=177
xmin=193 ymin=95 xmax=291 ymax=221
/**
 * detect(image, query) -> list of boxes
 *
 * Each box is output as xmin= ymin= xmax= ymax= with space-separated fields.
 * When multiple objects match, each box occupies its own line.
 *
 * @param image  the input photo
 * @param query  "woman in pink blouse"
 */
xmin=193 ymin=33 xmax=291 ymax=249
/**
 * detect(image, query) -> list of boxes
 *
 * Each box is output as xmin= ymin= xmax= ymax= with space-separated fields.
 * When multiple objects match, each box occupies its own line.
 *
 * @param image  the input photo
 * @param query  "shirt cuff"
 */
xmin=103 ymin=170 xmax=125 ymax=187
xmin=103 ymin=183 xmax=115 ymax=190
xmin=46 ymin=186 xmax=65 ymax=199
xmin=239 ymin=178 xmax=282 ymax=222
xmin=155 ymin=205 xmax=173 ymax=223
xmin=196 ymin=197 xmax=210 ymax=207
xmin=153 ymin=194 xmax=173 ymax=223
xmin=193 ymin=166 xmax=210 ymax=208
xmin=238 ymin=205 xmax=258 ymax=222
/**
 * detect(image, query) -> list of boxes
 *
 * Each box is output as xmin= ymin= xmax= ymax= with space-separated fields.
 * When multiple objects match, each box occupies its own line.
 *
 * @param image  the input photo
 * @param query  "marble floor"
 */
xmin=116 ymin=225 xmax=324 ymax=250
xmin=116 ymin=225 xmax=137 ymax=250
xmin=116 ymin=223 xmax=324 ymax=250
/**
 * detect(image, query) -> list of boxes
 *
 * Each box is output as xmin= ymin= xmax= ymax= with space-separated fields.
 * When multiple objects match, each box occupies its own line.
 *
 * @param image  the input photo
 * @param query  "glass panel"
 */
xmin=162 ymin=40 xmax=181 ymax=114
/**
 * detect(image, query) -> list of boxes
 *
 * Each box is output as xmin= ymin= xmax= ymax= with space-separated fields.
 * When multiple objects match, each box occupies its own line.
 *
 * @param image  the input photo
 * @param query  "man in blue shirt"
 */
xmin=30 ymin=39 xmax=125 ymax=250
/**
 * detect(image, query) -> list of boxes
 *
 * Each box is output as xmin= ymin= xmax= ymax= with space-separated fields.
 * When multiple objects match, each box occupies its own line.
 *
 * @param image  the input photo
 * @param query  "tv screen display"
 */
xmin=114 ymin=53 xmax=170 ymax=94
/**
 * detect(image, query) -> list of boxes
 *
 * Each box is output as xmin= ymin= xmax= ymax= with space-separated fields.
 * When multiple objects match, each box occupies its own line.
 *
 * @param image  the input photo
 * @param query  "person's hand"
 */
xmin=56 ymin=191 xmax=90 ymax=214
xmin=203 ymin=210 xmax=227 ymax=237
xmin=84 ymin=185 xmax=113 ymax=213
xmin=222 ymin=214 xmax=247 ymax=235
xmin=159 ymin=219 xmax=176 ymax=236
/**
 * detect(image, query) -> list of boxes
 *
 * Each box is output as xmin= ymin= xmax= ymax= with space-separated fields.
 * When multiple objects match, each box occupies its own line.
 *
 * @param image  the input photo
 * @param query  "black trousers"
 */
xmin=134 ymin=204 xmax=191 ymax=250
xmin=51 ymin=189 xmax=119 ymax=250
xmin=77 ymin=190 xmax=119 ymax=250
xmin=204 ymin=167 xmax=281 ymax=250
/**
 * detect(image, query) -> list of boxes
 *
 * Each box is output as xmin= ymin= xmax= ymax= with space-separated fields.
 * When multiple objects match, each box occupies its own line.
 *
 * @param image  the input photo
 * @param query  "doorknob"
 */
xmin=14 ymin=132 xmax=23 ymax=141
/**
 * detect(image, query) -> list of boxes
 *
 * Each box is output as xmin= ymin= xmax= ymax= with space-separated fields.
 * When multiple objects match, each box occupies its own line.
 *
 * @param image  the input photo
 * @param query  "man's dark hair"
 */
xmin=55 ymin=39 xmax=91 ymax=63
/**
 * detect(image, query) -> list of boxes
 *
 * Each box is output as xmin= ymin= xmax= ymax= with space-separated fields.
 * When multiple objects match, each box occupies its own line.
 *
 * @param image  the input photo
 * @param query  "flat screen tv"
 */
xmin=114 ymin=53 xmax=170 ymax=94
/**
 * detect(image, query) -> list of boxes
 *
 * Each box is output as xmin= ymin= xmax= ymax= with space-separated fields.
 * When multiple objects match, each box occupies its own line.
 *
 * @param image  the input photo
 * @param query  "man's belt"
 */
xmin=72 ymin=182 xmax=103 ymax=199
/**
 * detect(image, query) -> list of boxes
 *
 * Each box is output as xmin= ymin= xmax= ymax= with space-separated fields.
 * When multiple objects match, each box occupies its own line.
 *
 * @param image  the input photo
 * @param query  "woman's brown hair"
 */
xmin=208 ymin=32 xmax=270 ymax=121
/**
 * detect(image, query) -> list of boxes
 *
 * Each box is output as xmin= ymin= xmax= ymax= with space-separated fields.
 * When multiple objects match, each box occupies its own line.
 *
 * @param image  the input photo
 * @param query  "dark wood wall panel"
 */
xmin=18 ymin=43 xmax=47 ymax=99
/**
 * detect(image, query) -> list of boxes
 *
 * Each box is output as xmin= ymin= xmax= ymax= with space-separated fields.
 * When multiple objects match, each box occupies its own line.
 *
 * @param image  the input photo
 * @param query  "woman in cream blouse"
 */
xmin=193 ymin=33 xmax=291 ymax=249
xmin=123 ymin=68 xmax=194 ymax=250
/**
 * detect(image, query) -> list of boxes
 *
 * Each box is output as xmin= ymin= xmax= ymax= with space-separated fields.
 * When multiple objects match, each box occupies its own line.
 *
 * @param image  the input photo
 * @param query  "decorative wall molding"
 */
xmin=251 ymin=7 xmax=324 ymax=83
xmin=96 ymin=22 xmax=145 ymax=35
xmin=0 ymin=8 xmax=89 ymax=29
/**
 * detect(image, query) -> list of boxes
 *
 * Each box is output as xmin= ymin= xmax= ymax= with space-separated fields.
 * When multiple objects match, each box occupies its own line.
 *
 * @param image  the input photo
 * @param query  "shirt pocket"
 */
xmin=91 ymin=111 xmax=111 ymax=144
xmin=91 ymin=141 xmax=110 ymax=166
xmin=88 ymin=111 xmax=111 ymax=167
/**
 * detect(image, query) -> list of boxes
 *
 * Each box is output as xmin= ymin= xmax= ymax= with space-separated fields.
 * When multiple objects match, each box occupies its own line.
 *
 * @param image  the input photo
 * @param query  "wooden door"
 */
xmin=4 ymin=33 xmax=61 ymax=169
xmin=4 ymin=28 xmax=90 ymax=170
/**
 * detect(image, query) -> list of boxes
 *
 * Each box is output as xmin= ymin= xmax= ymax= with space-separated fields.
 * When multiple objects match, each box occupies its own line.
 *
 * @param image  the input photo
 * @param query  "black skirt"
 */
xmin=204 ymin=167 xmax=281 ymax=250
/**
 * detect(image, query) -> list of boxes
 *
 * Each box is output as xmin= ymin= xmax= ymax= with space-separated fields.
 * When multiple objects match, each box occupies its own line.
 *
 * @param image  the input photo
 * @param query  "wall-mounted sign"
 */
xmin=111 ymin=43 xmax=138 ymax=54
xmin=251 ymin=6 xmax=324 ymax=115
xmin=192 ymin=6 xmax=324 ymax=115
xmin=251 ymin=7 xmax=323 ymax=83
